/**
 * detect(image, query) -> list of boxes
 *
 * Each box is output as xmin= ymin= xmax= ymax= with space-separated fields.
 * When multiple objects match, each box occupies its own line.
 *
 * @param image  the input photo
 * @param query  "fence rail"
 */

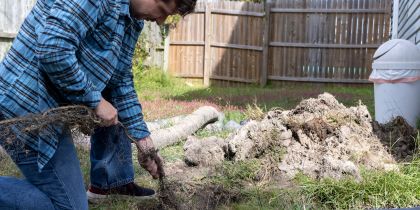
xmin=168 ymin=0 xmax=392 ymax=85
xmin=0 ymin=32 xmax=16 ymax=39
xmin=270 ymin=8 xmax=389 ymax=13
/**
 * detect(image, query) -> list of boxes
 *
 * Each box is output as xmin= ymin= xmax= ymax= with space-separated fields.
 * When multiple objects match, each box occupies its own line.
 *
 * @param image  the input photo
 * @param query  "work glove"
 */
xmin=135 ymin=136 xmax=165 ymax=179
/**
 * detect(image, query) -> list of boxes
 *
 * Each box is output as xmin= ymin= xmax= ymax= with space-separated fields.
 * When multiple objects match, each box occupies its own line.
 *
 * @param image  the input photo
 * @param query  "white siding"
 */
xmin=397 ymin=0 xmax=420 ymax=45
xmin=0 ymin=0 xmax=36 ymax=60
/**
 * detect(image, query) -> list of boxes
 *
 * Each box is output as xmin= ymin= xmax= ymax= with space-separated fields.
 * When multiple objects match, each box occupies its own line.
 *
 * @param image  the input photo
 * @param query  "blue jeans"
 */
xmin=0 ymin=125 xmax=135 ymax=210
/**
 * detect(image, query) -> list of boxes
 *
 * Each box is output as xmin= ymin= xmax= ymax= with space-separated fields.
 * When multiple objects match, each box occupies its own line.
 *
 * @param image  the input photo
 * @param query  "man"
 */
xmin=0 ymin=0 xmax=195 ymax=209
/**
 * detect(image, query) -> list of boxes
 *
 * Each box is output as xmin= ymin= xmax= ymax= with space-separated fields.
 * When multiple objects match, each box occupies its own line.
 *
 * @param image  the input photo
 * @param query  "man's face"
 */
xmin=130 ymin=0 xmax=178 ymax=25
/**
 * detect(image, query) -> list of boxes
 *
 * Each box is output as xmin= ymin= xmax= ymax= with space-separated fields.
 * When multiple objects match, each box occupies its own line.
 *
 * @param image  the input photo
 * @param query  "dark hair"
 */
xmin=175 ymin=0 xmax=197 ymax=16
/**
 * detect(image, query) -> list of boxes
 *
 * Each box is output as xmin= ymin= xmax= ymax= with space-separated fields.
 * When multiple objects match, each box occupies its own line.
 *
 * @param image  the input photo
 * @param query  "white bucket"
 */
xmin=374 ymin=81 xmax=420 ymax=127
xmin=370 ymin=39 xmax=420 ymax=127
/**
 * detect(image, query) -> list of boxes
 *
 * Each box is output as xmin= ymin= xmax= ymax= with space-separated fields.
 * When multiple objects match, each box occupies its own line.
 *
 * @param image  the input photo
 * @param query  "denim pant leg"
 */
xmin=90 ymin=125 xmax=135 ymax=189
xmin=0 ymin=128 xmax=88 ymax=210
xmin=0 ymin=177 xmax=55 ymax=210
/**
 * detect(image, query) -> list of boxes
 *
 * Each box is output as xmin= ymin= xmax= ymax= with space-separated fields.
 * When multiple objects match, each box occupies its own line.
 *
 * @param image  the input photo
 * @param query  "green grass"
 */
xmin=224 ymin=110 xmax=247 ymax=124
xmin=296 ymin=160 xmax=420 ymax=209
xmin=89 ymin=198 xmax=145 ymax=210
xmin=223 ymin=188 xmax=320 ymax=210
xmin=134 ymin=67 xmax=196 ymax=100
xmin=221 ymin=160 xmax=420 ymax=210
xmin=159 ymin=140 xmax=185 ymax=162
xmin=212 ymin=159 xmax=262 ymax=188
xmin=76 ymin=147 xmax=91 ymax=186
xmin=135 ymin=69 xmax=374 ymax=116
xmin=213 ymin=159 xmax=318 ymax=210
xmin=0 ymin=153 xmax=21 ymax=177
xmin=194 ymin=129 xmax=233 ymax=139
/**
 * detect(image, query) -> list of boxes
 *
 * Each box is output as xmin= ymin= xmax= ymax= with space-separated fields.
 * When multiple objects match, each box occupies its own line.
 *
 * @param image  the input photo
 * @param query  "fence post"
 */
xmin=203 ymin=2 xmax=211 ymax=86
xmin=260 ymin=1 xmax=270 ymax=87
xmin=163 ymin=28 xmax=170 ymax=72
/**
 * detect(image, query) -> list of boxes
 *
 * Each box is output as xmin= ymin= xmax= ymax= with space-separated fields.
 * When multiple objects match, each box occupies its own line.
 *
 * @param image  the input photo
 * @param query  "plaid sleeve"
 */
xmin=108 ymin=24 xmax=150 ymax=141
xmin=108 ymin=70 xmax=150 ymax=141
xmin=36 ymin=0 xmax=110 ymax=108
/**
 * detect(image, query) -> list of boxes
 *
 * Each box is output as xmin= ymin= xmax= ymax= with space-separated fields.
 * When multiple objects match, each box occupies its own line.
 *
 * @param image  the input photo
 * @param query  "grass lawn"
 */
xmin=136 ymin=68 xmax=375 ymax=122
xmin=0 ymin=69 xmax=418 ymax=209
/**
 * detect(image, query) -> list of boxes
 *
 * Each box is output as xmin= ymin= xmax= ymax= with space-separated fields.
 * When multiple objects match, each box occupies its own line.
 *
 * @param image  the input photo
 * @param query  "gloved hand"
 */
xmin=135 ymin=136 xmax=165 ymax=179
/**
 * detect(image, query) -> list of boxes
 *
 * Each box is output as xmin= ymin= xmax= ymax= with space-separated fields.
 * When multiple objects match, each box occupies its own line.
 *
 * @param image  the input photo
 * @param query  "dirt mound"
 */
xmin=158 ymin=160 xmax=238 ymax=210
xmin=184 ymin=136 xmax=227 ymax=167
xmin=227 ymin=93 xmax=395 ymax=180
xmin=373 ymin=117 xmax=419 ymax=161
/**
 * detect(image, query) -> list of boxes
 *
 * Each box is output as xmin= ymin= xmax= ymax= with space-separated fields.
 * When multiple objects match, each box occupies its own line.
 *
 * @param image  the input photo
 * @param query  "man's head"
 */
xmin=130 ymin=0 xmax=196 ymax=25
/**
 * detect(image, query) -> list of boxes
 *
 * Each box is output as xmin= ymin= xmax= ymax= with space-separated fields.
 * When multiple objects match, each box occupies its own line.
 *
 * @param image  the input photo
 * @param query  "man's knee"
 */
xmin=15 ymin=131 xmax=88 ymax=210
xmin=0 ymin=176 xmax=55 ymax=210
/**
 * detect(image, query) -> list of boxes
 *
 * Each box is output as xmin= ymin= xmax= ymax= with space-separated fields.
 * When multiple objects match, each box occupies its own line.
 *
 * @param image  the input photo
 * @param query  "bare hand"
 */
xmin=95 ymin=98 xmax=118 ymax=127
xmin=135 ymin=137 xmax=164 ymax=179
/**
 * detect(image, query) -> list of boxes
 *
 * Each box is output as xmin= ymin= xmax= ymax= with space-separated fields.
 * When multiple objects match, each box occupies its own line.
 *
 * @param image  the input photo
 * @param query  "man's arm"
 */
xmin=108 ymin=71 xmax=163 ymax=179
xmin=108 ymin=67 xmax=150 ymax=140
xmin=37 ymin=0 xmax=109 ymax=108
xmin=106 ymin=27 xmax=164 ymax=178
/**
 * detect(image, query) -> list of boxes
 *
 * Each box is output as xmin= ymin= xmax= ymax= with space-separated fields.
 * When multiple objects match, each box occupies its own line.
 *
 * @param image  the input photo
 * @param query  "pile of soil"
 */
xmin=373 ymin=116 xmax=419 ymax=161
xmin=183 ymin=93 xmax=397 ymax=180
xmin=227 ymin=93 xmax=396 ymax=180
xmin=158 ymin=93 xmax=413 ymax=209
xmin=158 ymin=161 xmax=237 ymax=210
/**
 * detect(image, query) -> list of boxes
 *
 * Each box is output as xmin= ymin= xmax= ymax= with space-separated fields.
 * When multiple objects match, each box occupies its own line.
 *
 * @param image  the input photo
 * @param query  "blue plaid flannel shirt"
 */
xmin=0 ymin=0 xmax=150 ymax=171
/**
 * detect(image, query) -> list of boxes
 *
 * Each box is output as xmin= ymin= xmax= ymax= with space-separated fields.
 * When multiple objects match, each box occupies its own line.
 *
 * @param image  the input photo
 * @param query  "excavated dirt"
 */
xmin=157 ymin=93 xmax=414 ymax=209
xmin=373 ymin=116 xmax=419 ymax=161
xmin=227 ymin=93 xmax=396 ymax=180
xmin=183 ymin=136 xmax=227 ymax=167
xmin=156 ymin=160 xmax=239 ymax=210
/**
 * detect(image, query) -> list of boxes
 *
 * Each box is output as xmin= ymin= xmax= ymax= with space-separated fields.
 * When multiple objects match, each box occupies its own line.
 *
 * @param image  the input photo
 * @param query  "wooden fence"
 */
xmin=167 ymin=0 xmax=392 ymax=85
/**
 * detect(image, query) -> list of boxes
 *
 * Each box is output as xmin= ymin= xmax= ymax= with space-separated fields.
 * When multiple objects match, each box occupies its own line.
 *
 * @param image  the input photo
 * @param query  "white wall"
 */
xmin=395 ymin=0 xmax=420 ymax=46
xmin=0 ymin=0 xmax=36 ymax=60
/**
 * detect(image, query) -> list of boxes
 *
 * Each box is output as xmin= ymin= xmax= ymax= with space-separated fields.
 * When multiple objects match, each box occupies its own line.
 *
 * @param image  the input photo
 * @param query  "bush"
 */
xmin=134 ymin=67 xmax=175 ymax=90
